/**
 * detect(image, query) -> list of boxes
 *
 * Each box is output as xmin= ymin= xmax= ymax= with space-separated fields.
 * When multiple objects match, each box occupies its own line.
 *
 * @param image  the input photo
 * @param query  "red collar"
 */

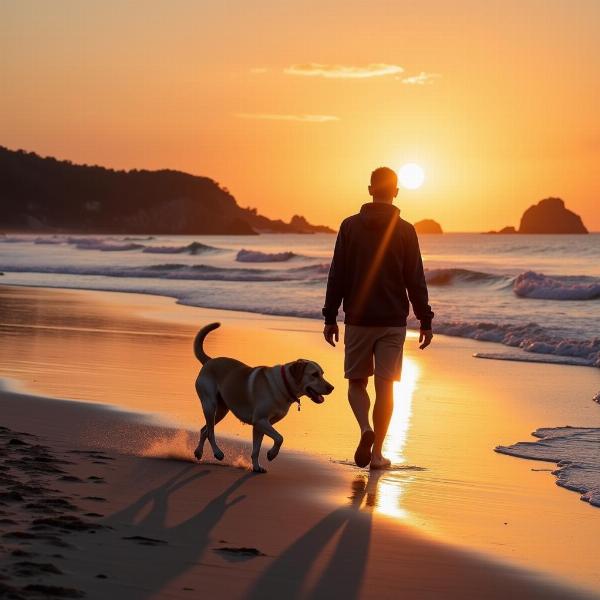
xmin=280 ymin=365 xmax=300 ymax=406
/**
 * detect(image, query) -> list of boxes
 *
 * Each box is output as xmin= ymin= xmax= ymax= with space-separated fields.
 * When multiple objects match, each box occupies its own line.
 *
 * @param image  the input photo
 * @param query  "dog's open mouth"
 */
xmin=306 ymin=386 xmax=325 ymax=404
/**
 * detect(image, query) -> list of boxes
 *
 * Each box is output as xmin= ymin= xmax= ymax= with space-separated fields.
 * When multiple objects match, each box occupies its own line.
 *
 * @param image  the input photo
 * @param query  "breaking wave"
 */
xmin=513 ymin=271 xmax=600 ymax=300
xmin=425 ymin=268 xmax=507 ymax=286
xmin=142 ymin=242 xmax=219 ymax=255
xmin=434 ymin=320 xmax=600 ymax=367
xmin=72 ymin=240 xmax=146 ymax=251
xmin=236 ymin=249 xmax=300 ymax=262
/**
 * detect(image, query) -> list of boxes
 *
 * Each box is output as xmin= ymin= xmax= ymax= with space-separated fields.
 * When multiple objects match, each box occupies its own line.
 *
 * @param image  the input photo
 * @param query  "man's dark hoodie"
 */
xmin=322 ymin=202 xmax=434 ymax=329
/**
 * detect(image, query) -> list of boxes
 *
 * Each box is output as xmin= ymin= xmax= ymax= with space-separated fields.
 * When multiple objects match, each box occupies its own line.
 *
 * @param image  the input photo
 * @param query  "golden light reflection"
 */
xmin=386 ymin=356 xmax=420 ymax=463
xmin=363 ymin=356 xmax=420 ymax=520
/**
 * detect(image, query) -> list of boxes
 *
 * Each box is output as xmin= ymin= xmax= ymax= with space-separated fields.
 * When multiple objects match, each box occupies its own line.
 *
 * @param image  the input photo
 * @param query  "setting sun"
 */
xmin=398 ymin=163 xmax=425 ymax=190
xmin=1 ymin=3 xmax=600 ymax=599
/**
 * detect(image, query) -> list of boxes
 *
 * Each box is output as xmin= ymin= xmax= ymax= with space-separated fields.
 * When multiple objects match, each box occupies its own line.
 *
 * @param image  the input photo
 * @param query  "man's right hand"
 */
xmin=419 ymin=329 xmax=433 ymax=350
xmin=323 ymin=324 xmax=339 ymax=347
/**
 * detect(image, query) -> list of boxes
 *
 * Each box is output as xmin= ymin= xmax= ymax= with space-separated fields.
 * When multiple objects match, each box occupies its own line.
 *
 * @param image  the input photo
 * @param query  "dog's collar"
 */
xmin=280 ymin=365 xmax=301 ymax=411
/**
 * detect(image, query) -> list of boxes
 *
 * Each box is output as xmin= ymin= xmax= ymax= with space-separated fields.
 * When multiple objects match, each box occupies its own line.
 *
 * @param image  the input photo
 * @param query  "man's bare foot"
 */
xmin=370 ymin=455 xmax=391 ymax=470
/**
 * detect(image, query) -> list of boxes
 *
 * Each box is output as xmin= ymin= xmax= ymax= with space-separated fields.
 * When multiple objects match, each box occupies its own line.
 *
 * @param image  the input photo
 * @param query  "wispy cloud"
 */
xmin=401 ymin=72 xmax=441 ymax=85
xmin=235 ymin=113 xmax=340 ymax=123
xmin=284 ymin=63 xmax=404 ymax=79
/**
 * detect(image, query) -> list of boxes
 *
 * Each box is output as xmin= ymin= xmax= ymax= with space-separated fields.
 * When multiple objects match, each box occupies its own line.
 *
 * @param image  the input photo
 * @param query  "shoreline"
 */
xmin=1 ymin=284 xmax=600 ymax=595
xmin=1 ymin=383 xmax=597 ymax=600
xmin=1 ymin=271 xmax=598 ymax=370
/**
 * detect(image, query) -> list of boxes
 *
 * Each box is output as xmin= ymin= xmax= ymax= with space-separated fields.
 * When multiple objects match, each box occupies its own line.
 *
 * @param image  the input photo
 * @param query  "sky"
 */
xmin=1 ymin=0 xmax=599 ymax=231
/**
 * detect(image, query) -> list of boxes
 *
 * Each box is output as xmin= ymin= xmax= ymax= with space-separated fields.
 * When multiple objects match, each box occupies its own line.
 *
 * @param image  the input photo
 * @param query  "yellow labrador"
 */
xmin=193 ymin=323 xmax=334 ymax=473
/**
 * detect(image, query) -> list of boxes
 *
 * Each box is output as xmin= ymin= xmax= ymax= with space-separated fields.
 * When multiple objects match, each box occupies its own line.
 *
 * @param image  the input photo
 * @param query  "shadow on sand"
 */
xmin=100 ymin=464 xmax=254 ymax=596
xmin=247 ymin=471 xmax=384 ymax=600
xmin=98 ymin=463 xmax=385 ymax=599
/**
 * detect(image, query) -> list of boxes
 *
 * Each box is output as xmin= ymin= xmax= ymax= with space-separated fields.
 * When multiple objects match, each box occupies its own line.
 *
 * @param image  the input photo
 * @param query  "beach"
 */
xmin=1 ymin=285 xmax=599 ymax=599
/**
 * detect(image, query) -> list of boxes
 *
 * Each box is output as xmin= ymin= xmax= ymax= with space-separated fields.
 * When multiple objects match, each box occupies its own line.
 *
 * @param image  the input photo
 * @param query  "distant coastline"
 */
xmin=0 ymin=146 xmax=334 ymax=236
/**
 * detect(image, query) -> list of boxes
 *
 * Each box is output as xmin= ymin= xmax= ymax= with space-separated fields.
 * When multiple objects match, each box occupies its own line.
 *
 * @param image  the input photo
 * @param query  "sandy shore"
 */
xmin=1 ymin=284 xmax=600 ymax=598
xmin=1 ymin=385 xmax=596 ymax=600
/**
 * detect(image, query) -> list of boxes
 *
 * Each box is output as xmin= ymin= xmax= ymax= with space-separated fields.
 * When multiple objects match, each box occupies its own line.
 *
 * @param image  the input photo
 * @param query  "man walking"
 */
xmin=322 ymin=167 xmax=434 ymax=469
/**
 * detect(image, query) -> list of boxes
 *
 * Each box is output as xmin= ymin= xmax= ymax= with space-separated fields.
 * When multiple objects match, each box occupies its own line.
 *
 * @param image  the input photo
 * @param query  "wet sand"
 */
xmin=1 ymin=285 xmax=600 ymax=597
xmin=1 ymin=386 xmax=596 ymax=600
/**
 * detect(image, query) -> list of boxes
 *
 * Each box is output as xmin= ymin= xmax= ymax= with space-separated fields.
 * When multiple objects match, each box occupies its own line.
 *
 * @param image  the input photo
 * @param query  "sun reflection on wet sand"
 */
xmin=361 ymin=356 xmax=421 ymax=520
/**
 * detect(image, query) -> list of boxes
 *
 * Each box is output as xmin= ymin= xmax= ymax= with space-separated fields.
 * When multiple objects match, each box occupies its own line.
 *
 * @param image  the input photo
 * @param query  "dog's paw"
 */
xmin=252 ymin=465 xmax=267 ymax=474
xmin=193 ymin=449 xmax=203 ymax=461
xmin=266 ymin=448 xmax=279 ymax=462
xmin=214 ymin=449 xmax=225 ymax=461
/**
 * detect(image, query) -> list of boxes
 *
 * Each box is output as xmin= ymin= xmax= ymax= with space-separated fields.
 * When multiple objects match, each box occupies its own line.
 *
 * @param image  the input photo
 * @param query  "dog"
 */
xmin=193 ymin=322 xmax=334 ymax=473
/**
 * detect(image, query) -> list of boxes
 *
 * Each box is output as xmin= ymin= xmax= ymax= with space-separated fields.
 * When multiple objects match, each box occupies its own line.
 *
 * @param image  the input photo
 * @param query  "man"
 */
xmin=322 ymin=167 xmax=434 ymax=469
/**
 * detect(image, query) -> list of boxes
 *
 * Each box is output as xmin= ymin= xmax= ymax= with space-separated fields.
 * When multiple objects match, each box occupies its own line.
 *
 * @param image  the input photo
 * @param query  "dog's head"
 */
xmin=288 ymin=359 xmax=334 ymax=404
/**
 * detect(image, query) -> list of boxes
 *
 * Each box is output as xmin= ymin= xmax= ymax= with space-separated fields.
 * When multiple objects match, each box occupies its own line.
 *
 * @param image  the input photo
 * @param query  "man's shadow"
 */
xmin=247 ymin=469 xmax=385 ymax=600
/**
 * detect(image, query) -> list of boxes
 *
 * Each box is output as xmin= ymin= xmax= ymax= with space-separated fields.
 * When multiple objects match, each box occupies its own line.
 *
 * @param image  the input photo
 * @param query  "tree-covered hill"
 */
xmin=0 ymin=146 xmax=333 ymax=235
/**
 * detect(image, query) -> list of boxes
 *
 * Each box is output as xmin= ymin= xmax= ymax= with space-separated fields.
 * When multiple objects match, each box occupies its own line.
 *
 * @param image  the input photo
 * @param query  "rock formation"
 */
xmin=414 ymin=219 xmax=443 ymax=234
xmin=518 ymin=198 xmax=588 ymax=234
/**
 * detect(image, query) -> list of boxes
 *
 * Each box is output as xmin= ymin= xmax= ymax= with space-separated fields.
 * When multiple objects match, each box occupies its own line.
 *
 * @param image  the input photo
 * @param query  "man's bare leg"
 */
xmin=348 ymin=378 xmax=375 ymax=467
xmin=371 ymin=376 xmax=394 ymax=469
xmin=348 ymin=378 xmax=371 ymax=433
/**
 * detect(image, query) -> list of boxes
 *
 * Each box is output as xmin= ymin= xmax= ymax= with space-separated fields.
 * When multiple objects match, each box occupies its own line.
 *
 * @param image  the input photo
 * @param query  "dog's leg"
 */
xmin=194 ymin=399 xmax=229 ymax=461
xmin=194 ymin=425 xmax=208 ymax=461
xmin=206 ymin=402 xmax=228 ymax=461
xmin=251 ymin=427 xmax=266 ymax=473
xmin=253 ymin=419 xmax=284 ymax=462
xmin=197 ymin=380 xmax=226 ymax=461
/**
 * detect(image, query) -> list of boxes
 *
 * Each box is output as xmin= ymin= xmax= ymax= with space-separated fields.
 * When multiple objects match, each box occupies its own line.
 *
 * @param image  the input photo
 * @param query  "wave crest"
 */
xmin=142 ymin=242 xmax=218 ymax=255
xmin=514 ymin=271 xmax=600 ymax=300
xmin=236 ymin=249 xmax=299 ymax=263
xmin=425 ymin=268 xmax=506 ymax=286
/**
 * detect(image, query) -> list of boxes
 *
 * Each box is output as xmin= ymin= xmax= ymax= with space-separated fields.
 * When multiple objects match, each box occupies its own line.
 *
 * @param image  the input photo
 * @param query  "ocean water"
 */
xmin=1 ymin=231 xmax=599 ymax=366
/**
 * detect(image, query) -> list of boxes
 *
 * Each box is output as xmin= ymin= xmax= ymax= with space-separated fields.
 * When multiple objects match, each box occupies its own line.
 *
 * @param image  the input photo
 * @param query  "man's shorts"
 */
xmin=344 ymin=325 xmax=407 ymax=381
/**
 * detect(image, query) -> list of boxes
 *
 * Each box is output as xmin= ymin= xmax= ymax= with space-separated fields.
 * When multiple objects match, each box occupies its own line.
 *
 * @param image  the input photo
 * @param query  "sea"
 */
xmin=1 ymin=231 xmax=598 ymax=367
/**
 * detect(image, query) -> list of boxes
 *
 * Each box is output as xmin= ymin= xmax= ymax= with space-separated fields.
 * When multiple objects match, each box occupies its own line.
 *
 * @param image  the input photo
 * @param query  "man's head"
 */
xmin=369 ymin=167 xmax=398 ymax=203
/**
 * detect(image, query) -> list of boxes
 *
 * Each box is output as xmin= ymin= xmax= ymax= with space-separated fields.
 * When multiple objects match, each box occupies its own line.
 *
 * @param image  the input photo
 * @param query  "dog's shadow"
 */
xmin=99 ymin=464 xmax=253 ymax=597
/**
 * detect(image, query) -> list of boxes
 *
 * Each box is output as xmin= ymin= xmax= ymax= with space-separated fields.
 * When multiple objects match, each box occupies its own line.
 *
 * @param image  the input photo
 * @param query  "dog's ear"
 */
xmin=289 ymin=359 xmax=308 ymax=384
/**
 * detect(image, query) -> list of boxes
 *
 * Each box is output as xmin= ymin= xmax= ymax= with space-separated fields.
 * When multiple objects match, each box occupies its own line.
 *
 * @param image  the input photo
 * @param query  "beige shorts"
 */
xmin=344 ymin=325 xmax=407 ymax=381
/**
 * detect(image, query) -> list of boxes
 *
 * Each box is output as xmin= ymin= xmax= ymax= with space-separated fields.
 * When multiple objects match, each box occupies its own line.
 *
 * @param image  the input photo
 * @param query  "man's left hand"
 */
xmin=419 ymin=329 xmax=433 ymax=350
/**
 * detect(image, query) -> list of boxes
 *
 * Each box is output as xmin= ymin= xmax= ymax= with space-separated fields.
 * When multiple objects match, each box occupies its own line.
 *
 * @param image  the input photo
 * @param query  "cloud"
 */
xmin=235 ymin=113 xmax=340 ymax=123
xmin=284 ymin=63 xmax=404 ymax=79
xmin=401 ymin=72 xmax=441 ymax=85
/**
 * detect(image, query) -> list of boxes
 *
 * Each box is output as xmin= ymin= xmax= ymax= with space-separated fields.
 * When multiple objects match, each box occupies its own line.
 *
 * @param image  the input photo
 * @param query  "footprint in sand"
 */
xmin=13 ymin=561 xmax=64 ymax=576
xmin=122 ymin=535 xmax=168 ymax=546
xmin=214 ymin=546 xmax=267 ymax=562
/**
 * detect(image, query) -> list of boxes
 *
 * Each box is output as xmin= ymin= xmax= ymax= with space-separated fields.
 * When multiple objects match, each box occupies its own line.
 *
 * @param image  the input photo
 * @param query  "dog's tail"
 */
xmin=193 ymin=322 xmax=221 ymax=364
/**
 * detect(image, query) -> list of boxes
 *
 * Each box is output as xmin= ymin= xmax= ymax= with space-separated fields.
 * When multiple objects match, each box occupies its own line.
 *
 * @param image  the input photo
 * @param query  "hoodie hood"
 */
xmin=359 ymin=202 xmax=400 ymax=230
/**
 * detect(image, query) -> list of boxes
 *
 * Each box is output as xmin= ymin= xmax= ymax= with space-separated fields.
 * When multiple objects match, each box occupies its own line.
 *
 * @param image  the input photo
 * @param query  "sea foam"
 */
xmin=496 ymin=425 xmax=600 ymax=508
xmin=435 ymin=320 xmax=600 ymax=367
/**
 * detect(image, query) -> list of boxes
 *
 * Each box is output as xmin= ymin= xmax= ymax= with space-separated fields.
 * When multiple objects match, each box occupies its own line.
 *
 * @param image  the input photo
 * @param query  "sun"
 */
xmin=398 ymin=163 xmax=425 ymax=190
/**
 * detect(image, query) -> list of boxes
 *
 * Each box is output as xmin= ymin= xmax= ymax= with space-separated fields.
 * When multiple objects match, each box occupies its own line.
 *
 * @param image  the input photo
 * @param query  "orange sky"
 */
xmin=2 ymin=0 xmax=599 ymax=231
